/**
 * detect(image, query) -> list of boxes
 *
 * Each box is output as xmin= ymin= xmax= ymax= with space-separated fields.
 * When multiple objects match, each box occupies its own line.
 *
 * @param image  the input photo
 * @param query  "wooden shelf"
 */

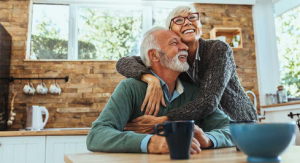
xmin=210 ymin=27 xmax=243 ymax=51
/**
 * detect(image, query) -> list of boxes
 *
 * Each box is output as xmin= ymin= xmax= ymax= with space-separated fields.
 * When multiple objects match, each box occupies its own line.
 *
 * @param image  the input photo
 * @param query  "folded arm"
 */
xmin=86 ymin=81 xmax=148 ymax=153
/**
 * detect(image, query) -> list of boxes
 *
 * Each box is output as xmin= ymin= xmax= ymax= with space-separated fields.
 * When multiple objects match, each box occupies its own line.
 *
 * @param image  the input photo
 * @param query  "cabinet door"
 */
xmin=45 ymin=136 xmax=90 ymax=163
xmin=0 ymin=136 xmax=45 ymax=163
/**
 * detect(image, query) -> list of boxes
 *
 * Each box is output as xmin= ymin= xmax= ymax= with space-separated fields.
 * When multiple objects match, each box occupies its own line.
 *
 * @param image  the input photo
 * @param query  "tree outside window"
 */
xmin=275 ymin=5 xmax=300 ymax=97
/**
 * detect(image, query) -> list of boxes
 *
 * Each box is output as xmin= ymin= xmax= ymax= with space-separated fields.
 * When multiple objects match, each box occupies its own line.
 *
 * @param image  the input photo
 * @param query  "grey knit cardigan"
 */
xmin=116 ymin=38 xmax=258 ymax=121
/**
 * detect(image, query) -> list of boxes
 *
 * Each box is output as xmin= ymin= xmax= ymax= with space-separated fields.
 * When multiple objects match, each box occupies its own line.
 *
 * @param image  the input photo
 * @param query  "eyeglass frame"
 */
xmin=168 ymin=12 xmax=200 ymax=30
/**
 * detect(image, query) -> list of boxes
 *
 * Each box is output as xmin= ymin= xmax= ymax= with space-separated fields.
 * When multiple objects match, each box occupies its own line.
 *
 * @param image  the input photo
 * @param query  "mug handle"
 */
xmin=154 ymin=124 xmax=165 ymax=136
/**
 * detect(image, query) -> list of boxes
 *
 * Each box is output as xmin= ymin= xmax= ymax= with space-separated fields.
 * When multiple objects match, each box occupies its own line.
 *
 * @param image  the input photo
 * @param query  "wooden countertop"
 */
xmin=64 ymin=146 xmax=300 ymax=163
xmin=0 ymin=130 xmax=89 ymax=137
xmin=261 ymin=101 xmax=300 ymax=108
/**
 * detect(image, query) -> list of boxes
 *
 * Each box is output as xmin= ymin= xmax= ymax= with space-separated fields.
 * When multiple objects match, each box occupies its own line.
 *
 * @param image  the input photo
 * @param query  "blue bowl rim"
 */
xmin=230 ymin=122 xmax=296 ymax=125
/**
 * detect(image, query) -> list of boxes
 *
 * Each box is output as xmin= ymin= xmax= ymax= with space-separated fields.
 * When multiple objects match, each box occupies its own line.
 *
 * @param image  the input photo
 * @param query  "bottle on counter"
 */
xmin=273 ymin=94 xmax=278 ymax=104
xmin=277 ymin=86 xmax=288 ymax=103
xmin=266 ymin=94 xmax=270 ymax=105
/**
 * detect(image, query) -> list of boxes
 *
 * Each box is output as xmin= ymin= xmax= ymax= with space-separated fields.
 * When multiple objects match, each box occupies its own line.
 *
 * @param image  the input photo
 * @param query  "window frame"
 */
xmin=26 ymin=0 xmax=187 ymax=61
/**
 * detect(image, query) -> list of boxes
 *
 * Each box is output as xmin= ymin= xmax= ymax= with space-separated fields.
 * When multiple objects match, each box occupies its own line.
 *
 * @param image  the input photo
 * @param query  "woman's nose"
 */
xmin=183 ymin=18 xmax=192 ymax=26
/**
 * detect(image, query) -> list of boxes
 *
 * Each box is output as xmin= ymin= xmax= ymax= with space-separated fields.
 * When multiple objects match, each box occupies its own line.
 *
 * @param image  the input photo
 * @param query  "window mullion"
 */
xmin=74 ymin=5 xmax=79 ymax=60
xmin=68 ymin=4 xmax=74 ymax=60
xmin=142 ymin=6 xmax=152 ymax=35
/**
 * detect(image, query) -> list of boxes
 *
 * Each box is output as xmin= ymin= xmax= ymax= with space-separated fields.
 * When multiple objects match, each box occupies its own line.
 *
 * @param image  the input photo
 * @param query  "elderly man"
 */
xmin=86 ymin=27 xmax=234 ymax=154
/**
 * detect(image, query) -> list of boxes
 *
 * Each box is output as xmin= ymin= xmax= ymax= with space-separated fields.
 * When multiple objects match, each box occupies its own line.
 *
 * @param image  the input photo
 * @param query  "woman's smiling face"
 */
xmin=170 ymin=12 xmax=202 ymax=44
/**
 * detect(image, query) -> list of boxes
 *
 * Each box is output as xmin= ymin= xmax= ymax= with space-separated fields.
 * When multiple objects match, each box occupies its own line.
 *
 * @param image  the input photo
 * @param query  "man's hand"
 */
xmin=124 ymin=115 xmax=168 ymax=134
xmin=194 ymin=125 xmax=213 ymax=148
xmin=191 ymin=138 xmax=201 ymax=154
xmin=148 ymin=136 xmax=201 ymax=154
xmin=148 ymin=135 xmax=169 ymax=154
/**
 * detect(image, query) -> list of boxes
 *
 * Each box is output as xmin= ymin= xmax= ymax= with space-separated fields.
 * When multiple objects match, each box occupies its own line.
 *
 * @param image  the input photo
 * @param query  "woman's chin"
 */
xmin=181 ymin=36 xmax=198 ymax=44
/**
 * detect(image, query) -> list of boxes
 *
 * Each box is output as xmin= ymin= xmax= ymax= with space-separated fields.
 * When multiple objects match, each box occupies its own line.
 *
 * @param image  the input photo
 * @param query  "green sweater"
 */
xmin=86 ymin=78 xmax=234 ymax=153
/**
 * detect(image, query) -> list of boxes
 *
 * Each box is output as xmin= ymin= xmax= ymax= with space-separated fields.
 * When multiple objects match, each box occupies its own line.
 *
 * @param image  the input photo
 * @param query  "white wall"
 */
xmin=253 ymin=0 xmax=281 ymax=106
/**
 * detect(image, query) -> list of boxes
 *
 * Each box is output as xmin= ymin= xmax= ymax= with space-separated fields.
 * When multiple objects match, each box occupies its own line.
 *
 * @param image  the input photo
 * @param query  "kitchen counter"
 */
xmin=0 ymin=129 xmax=90 ymax=137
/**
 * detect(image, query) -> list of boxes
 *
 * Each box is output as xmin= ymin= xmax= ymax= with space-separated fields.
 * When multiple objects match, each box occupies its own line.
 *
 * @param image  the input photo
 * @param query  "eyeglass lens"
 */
xmin=173 ymin=13 xmax=198 ymax=25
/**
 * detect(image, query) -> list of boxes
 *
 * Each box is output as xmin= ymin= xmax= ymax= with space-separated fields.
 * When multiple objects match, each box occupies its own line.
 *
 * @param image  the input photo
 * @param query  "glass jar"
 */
xmin=277 ymin=86 xmax=288 ymax=103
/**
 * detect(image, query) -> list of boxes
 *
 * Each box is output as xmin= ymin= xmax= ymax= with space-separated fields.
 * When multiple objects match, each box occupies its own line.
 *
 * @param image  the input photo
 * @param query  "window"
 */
xmin=31 ymin=4 xmax=69 ymax=59
xmin=28 ymin=1 xmax=183 ymax=60
xmin=275 ymin=5 xmax=300 ymax=97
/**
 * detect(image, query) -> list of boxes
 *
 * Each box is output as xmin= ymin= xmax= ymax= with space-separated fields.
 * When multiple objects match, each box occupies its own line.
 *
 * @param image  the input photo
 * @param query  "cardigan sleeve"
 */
xmin=166 ymin=42 xmax=235 ymax=121
xmin=116 ymin=56 xmax=152 ymax=80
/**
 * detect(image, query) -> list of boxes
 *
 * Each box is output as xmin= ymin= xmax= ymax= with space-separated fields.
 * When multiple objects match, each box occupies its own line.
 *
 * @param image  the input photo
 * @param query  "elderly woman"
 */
xmin=116 ymin=6 xmax=257 ymax=125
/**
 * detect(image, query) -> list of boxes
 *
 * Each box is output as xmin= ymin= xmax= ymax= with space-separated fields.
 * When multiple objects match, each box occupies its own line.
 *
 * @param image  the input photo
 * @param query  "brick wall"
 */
xmin=0 ymin=1 xmax=259 ymax=130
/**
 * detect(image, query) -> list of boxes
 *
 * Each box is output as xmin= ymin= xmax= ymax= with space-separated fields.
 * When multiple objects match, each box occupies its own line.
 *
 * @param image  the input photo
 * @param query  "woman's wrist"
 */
xmin=158 ymin=116 xmax=168 ymax=123
xmin=141 ymin=74 xmax=159 ymax=84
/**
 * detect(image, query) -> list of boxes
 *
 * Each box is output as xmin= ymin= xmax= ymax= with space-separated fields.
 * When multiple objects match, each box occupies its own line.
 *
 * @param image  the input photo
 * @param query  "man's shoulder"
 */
xmin=118 ymin=78 xmax=147 ymax=91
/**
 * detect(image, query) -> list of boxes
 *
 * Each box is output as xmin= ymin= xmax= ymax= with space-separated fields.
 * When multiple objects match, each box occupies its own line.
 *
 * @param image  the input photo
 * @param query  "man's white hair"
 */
xmin=165 ymin=5 xmax=202 ymax=29
xmin=140 ymin=26 xmax=166 ymax=68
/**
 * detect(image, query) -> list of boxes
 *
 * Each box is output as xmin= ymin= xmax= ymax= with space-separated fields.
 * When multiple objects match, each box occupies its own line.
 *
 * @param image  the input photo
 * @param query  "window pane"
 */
xmin=275 ymin=5 xmax=300 ymax=97
xmin=78 ymin=7 xmax=143 ymax=60
xmin=30 ymin=4 xmax=69 ymax=59
xmin=152 ymin=8 xmax=173 ymax=27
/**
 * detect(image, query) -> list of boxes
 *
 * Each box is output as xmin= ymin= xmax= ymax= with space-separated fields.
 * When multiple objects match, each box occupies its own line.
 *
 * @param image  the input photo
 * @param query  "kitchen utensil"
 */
xmin=230 ymin=122 xmax=296 ymax=162
xmin=23 ymin=83 xmax=35 ymax=95
xmin=154 ymin=120 xmax=194 ymax=160
xmin=50 ymin=83 xmax=61 ymax=95
xmin=26 ymin=105 xmax=49 ymax=130
xmin=36 ymin=82 xmax=48 ymax=95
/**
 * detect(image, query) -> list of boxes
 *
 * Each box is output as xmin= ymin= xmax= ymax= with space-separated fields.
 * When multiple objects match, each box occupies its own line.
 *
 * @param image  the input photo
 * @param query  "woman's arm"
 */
xmin=166 ymin=43 xmax=235 ymax=121
xmin=116 ymin=56 xmax=166 ymax=115
xmin=116 ymin=56 xmax=152 ymax=79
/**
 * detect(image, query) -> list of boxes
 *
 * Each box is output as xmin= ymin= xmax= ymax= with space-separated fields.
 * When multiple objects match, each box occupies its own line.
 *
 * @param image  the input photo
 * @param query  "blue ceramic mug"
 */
xmin=154 ymin=120 xmax=194 ymax=160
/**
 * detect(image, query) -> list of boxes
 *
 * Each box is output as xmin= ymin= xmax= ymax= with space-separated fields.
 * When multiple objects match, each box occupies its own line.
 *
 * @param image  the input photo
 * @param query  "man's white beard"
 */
xmin=159 ymin=50 xmax=189 ymax=72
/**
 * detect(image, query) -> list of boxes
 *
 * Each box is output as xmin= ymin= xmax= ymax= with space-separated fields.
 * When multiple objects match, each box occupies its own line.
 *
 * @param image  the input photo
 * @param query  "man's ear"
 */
xmin=148 ymin=49 xmax=160 ymax=63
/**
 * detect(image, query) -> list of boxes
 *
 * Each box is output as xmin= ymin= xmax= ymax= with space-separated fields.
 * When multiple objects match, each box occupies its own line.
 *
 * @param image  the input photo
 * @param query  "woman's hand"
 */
xmin=141 ymin=74 xmax=166 ymax=116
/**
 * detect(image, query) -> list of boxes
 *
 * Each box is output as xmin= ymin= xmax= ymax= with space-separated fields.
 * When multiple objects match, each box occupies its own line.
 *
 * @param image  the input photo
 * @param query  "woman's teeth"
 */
xmin=183 ymin=29 xmax=194 ymax=34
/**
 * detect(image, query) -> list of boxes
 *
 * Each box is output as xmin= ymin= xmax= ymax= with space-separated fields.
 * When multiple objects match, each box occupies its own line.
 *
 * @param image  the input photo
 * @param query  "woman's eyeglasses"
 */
xmin=169 ymin=13 xmax=199 ymax=29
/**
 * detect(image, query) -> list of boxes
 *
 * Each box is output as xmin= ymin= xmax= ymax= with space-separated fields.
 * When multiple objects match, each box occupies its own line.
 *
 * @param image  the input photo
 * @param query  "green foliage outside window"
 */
xmin=275 ymin=5 xmax=300 ymax=97
xmin=31 ymin=6 xmax=142 ymax=60
xmin=78 ymin=8 xmax=142 ymax=60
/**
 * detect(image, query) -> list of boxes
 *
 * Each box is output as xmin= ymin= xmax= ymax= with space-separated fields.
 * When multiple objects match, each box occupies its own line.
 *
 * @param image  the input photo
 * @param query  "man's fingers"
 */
xmin=132 ymin=117 xmax=143 ymax=123
xmin=191 ymin=138 xmax=201 ymax=154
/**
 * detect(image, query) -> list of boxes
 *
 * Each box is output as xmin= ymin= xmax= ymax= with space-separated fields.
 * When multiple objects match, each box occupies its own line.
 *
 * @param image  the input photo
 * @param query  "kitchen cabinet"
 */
xmin=261 ymin=103 xmax=300 ymax=145
xmin=45 ymin=136 xmax=90 ymax=163
xmin=0 ymin=131 xmax=90 ymax=163
xmin=0 ymin=136 xmax=45 ymax=163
